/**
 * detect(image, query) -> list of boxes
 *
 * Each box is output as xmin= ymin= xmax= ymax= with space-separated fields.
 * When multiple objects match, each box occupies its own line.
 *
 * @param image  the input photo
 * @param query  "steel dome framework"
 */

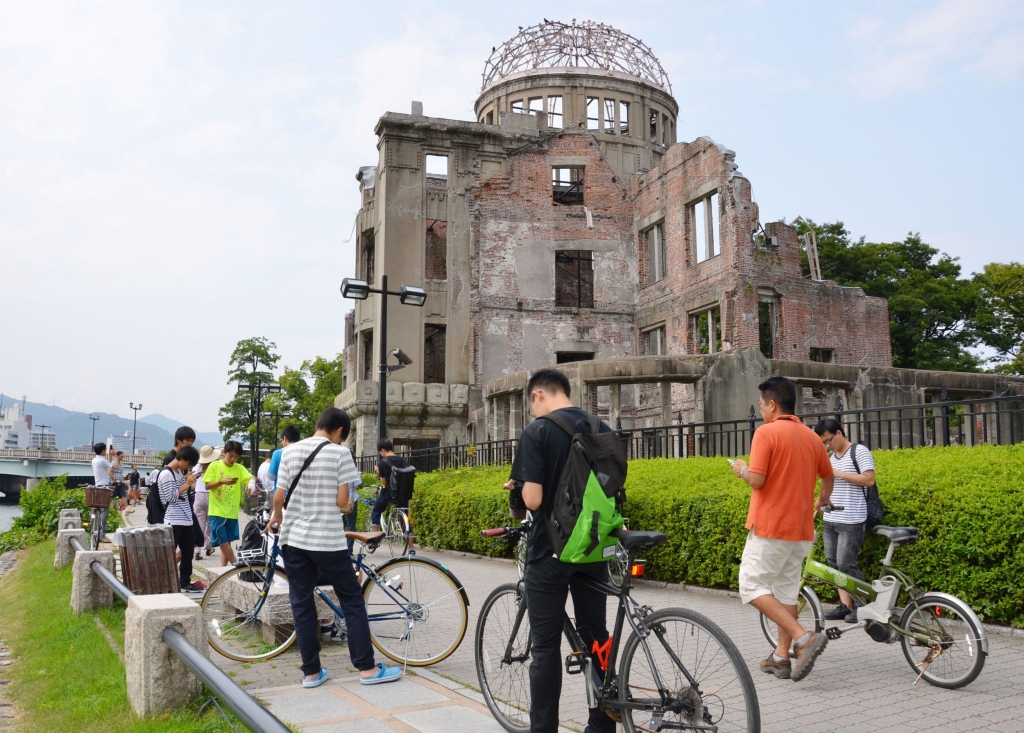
xmin=482 ymin=20 xmax=672 ymax=95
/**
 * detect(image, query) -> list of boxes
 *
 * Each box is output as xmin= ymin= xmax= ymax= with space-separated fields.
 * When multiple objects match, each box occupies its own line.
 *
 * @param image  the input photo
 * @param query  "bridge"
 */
xmin=0 ymin=449 xmax=162 ymax=493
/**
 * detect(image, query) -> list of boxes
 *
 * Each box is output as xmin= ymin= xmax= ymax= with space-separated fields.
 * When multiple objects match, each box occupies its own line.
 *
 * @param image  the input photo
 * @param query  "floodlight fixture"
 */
xmin=399 ymin=285 xmax=427 ymax=307
xmin=341 ymin=278 xmax=371 ymax=300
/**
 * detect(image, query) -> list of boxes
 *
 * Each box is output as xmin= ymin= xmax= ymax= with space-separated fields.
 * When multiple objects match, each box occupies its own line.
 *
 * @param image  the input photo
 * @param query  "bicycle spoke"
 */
xmin=201 ymin=566 xmax=296 ymax=662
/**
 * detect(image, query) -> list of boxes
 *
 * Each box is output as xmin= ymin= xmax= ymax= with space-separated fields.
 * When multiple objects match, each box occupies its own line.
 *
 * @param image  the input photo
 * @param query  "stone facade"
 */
xmin=339 ymin=22 xmax=892 ymax=451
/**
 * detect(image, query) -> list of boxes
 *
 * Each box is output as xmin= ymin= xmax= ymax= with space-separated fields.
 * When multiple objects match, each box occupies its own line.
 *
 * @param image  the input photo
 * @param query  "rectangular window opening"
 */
xmin=547 ymin=96 xmax=563 ymax=128
xmin=556 ymin=352 xmax=594 ymax=364
xmin=693 ymin=307 xmax=722 ymax=355
xmin=361 ymin=330 xmax=374 ymax=381
xmin=552 ymin=166 xmax=584 ymax=205
xmin=810 ymin=347 xmax=833 ymax=363
xmin=587 ymin=97 xmax=600 ymax=131
xmin=661 ymin=113 xmax=669 ymax=146
xmin=485 ymin=110 xmax=494 ymax=125
xmin=510 ymin=99 xmax=525 ymax=114
xmin=650 ymin=109 xmax=658 ymax=140
xmin=425 ymin=154 xmax=448 ymax=177
xmin=424 ymin=325 xmax=447 ymax=383
xmin=642 ymin=326 xmax=666 ymax=356
xmin=645 ymin=222 xmax=666 ymax=284
xmin=361 ymin=231 xmax=375 ymax=283
xmin=619 ymin=101 xmax=630 ymax=136
xmin=604 ymin=99 xmax=616 ymax=134
xmin=425 ymin=219 xmax=447 ymax=280
xmin=759 ymin=302 xmax=775 ymax=359
xmin=555 ymin=250 xmax=595 ymax=308
xmin=692 ymin=192 xmax=721 ymax=263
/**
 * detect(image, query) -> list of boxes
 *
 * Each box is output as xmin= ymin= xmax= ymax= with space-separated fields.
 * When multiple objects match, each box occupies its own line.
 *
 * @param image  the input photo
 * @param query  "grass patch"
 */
xmin=0 ymin=540 xmax=238 ymax=732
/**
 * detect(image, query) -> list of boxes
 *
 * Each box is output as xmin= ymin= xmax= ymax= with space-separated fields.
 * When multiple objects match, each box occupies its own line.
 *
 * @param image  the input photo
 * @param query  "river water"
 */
xmin=0 ymin=501 xmax=22 ymax=533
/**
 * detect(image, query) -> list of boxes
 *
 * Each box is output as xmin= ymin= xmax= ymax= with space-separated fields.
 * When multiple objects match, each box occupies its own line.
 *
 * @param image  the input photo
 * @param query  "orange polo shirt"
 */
xmin=745 ymin=415 xmax=833 ymax=541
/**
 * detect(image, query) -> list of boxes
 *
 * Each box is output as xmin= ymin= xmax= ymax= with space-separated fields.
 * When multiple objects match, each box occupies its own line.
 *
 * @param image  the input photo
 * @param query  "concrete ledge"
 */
xmin=71 ymin=550 xmax=114 ymax=613
xmin=59 ymin=508 xmax=82 ymax=530
xmin=125 ymin=593 xmax=206 ymax=717
xmin=54 ymin=528 xmax=87 ymax=569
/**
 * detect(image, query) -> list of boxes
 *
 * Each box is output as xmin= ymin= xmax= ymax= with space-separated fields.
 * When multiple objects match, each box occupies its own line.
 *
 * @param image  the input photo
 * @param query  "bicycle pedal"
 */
xmin=825 ymin=626 xmax=844 ymax=640
xmin=564 ymin=652 xmax=586 ymax=675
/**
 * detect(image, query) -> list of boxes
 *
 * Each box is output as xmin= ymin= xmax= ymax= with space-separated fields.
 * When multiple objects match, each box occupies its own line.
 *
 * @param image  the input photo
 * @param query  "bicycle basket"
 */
xmin=84 ymin=487 xmax=114 ymax=509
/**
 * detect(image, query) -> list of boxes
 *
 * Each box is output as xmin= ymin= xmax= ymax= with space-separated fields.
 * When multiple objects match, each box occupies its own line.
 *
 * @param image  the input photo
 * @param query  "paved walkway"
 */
xmin=122 ymin=508 xmax=1024 ymax=732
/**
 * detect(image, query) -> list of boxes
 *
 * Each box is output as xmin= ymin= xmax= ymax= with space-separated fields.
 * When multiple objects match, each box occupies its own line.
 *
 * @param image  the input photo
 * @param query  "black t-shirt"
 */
xmin=128 ymin=471 xmax=140 ymax=486
xmin=162 ymin=448 xmax=177 ymax=467
xmin=510 ymin=407 xmax=612 ymax=562
xmin=377 ymin=455 xmax=409 ymax=484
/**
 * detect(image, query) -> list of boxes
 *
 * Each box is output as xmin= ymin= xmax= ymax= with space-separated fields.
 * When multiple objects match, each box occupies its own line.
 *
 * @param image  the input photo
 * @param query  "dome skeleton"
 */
xmin=482 ymin=20 xmax=672 ymax=95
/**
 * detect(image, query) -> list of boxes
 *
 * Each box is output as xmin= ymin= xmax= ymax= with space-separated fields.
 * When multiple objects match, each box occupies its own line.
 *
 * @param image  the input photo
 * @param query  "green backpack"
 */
xmin=541 ymin=411 xmax=627 ymax=564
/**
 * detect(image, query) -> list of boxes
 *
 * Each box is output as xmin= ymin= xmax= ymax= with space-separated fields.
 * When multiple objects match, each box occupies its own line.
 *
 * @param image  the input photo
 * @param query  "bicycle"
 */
xmin=199 ymin=522 xmax=468 ymax=667
xmin=361 ymin=484 xmax=412 ymax=557
xmin=758 ymin=505 xmax=988 ymax=689
xmin=83 ymin=485 xmax=115 ymax=550
xmin=476 ymin=516 xmax=760 ymax=733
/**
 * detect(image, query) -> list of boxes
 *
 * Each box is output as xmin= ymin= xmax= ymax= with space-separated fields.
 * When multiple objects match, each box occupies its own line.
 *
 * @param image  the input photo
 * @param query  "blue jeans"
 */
xmin=371 ymin=491 xmax=390 ymax=527
xmin=344 ymin=504 xmax=358 ymax=552
xmin=823 ymin=520 xmax=866 ymax=584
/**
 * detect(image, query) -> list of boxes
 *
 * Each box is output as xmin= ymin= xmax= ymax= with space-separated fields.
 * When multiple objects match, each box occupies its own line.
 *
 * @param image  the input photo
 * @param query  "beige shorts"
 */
xmin=738 ymin=530 xmax=814 ymax=606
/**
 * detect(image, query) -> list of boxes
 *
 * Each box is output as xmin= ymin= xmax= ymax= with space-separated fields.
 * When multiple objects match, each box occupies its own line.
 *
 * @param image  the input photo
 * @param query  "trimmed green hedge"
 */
xmin=406 ymin=444 xmax=1024 ymax=628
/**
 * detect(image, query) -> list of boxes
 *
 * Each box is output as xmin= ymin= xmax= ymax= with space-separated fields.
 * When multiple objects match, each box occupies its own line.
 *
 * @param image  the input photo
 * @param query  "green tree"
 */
xmin=276 ymin=353 xmax=346 ymax=439
xmin=794 ymin=220 xmax=983 ymax=372
xmin=217 ymin=337 xmax=281 ymax=442
xmin=974 ymin=262 xmax=1024 ymax=374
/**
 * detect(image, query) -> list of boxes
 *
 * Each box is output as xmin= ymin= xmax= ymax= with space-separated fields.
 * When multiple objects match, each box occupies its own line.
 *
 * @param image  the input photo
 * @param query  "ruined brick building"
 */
xmin=339 ymin=20 xmax=893 ymax=454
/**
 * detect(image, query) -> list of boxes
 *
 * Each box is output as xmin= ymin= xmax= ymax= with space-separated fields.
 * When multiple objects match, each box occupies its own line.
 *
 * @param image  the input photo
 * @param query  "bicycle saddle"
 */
xmin=873 ymin=525 xmax=919 ymax=544
xmin=611 ymin=529 xmax=667 ymax=550
xmin=345 ymin=531 xmax=386 ymax=544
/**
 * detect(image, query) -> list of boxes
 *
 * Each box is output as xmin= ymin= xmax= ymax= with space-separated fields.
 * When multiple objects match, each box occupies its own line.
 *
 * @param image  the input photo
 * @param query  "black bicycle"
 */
xmin=475 ymin=518 xmax=760 ymax=733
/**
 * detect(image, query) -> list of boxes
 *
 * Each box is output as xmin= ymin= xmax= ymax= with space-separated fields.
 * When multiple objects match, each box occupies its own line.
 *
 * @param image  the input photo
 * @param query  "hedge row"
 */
xmin=0 ymin=475 xmax=101 ymax=554
xmin=404 ymin=444 xmax=1024 ymax=628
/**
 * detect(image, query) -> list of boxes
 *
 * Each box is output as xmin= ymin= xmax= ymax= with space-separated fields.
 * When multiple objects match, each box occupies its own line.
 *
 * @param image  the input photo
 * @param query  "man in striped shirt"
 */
xmin=269 ymin=407 xmax=400 ymax=689
xmin=158 ymin=445 xmax=207 ymax=592
xmin=814 ymin=419 xmax=876 ymax=622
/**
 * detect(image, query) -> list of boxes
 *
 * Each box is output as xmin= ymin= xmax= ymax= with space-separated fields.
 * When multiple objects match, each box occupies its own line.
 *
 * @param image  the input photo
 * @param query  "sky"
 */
xmin=1 ymin=0 xmax=1022 ymax=431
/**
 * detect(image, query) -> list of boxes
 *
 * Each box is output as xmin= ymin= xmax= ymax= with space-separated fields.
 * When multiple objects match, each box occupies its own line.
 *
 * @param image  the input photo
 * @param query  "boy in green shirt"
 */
xmin=203 ymin=440 xmax=256 ymax=567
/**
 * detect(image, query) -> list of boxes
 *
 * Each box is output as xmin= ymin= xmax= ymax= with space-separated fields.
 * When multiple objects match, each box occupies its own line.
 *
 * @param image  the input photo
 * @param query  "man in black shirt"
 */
xmin=509 ymin=369 xmax=614 ymax=733
xmin=371 ymin=439 xmax=409 ymax=530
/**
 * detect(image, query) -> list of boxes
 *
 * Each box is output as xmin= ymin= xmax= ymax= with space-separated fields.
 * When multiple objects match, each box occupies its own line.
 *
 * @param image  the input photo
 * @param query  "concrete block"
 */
xmin=425 ymin=383 xmax=448 ymax=404
xmin=386 ymin=382 xmax=403 ymax=403
xmin=59 ymin=509 xmax=82 ymax=530
xmin=403 ymin=382 xmax=424 ymax=403
xmin=54 ymin=528 xmax=87 ymax=569
xmin=125 ymin=593 xmax=206 ymax=717
xmin=450 ymin=384 xmax=469 ymax=405
xmin=71 ymin=550 xmax=114 ymax=613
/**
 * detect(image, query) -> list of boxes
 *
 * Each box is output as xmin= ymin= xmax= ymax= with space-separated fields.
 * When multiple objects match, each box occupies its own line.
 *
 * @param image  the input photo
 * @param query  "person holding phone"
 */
xmin=203 ymin=440 xmax=257 ymax=567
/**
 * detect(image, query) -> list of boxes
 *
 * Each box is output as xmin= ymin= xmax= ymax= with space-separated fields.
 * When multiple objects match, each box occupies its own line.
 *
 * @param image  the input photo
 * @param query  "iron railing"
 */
xmin=357 ymin=394 xmax=1024 ymax=472
xmin=67 ymin=535 xmax=290 ymax=732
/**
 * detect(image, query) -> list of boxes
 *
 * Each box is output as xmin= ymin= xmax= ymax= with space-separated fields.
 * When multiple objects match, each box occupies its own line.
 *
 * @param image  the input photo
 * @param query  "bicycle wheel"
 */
xmin=760 ymin=584 xmax=823 ymax=650
xmin=608 ymin=542 xmax=629 ymax=587
xmin=475 ymin=583 xmax=531 ymax=733
xmin=89 ymin=509 xmax=102 ymax=550
xmin=899 ymin=594 xmax=986 ymax=689
xmin=386 ymin=508 xmax=411 ymax=557
xmin=200 ymin=565 xmax=297 ymax=662
xmin=363 ymin=556 xmax=468 ymax=666
xmin=619 ymin=607 xmax=760 ymax=733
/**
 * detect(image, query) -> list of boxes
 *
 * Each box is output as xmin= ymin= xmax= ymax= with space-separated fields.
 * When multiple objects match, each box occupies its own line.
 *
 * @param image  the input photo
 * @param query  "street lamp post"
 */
xmin=237 ymin=379 xmax=281 ymax=470
xmin=264 ymin=409 xmax=292 ymax=449
xmin=129 ymin=402 xmax=142 ymax=455
xmin=341 ymin=274 xmax=427 ymax=441
xmin=89 ymin=413 xmax=100 ymax=446
xmin=37 ymin=424 xmax=51 ymax=450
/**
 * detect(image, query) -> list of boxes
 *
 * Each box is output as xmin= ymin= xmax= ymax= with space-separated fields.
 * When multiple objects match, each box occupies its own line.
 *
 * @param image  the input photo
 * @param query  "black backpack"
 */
xmin=850 ymin=444 xmax=885 ymax=529
xmin=540 ymin=411 xmax=628 ymax=564
xmin=146 ymin=468 xmax=172 ymax=524
xmin=387 ymin=462 xmax=416 ymax=509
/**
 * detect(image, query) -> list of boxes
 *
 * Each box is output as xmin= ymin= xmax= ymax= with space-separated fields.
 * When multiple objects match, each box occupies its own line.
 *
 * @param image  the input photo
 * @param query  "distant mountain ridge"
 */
xmin=0 ymin=395 xmax=220 ymax=452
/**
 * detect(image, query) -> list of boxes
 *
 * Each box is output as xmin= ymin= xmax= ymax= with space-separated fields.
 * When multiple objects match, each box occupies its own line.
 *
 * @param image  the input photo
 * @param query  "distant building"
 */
xmin=0 ymin=404 xmax=31 ymax=449
xmin=106 ymin=432 xmax=152 ymax=455
xmin=29 ymin=430 xmax=57 ymax=449
xmin=68 ymin=444 xmax=95 ymax=453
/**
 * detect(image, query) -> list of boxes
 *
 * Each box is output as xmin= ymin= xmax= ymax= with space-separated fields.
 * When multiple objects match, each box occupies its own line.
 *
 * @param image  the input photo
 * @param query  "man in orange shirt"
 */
xmin=732 ymin=377 xmax=834 ymax=682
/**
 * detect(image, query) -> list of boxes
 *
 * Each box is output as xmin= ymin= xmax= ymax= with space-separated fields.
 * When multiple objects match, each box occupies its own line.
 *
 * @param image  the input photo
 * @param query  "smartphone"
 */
xmin=726 ymin=458 xmax=736 ymax=465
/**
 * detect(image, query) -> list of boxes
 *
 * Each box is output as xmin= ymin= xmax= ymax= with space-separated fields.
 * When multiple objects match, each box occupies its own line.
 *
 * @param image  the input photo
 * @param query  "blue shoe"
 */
xmin=302 ymin=668 xmax=329 ymax=688
xmin=360 ymin=663 xmax=401 ymax=685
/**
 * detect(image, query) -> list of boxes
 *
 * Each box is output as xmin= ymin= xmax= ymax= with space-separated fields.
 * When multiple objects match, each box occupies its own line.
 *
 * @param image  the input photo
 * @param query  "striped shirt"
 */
xmin=111 ymin=463 xmax=124 ymax=483
xmin=158 ymin=468 xmax=194 ymax=526
xmin=278 ymin=437 xmax=359 ymax=552
xmin=824 ymin=443 xmax=875 ymax=525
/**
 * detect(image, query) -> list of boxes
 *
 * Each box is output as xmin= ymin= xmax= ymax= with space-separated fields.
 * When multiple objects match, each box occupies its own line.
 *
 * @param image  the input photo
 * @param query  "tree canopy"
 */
xmin=974 ymin=262 xmax=1024 ymax=375
xmin=217 ymin=337 xmax=281 ymax=442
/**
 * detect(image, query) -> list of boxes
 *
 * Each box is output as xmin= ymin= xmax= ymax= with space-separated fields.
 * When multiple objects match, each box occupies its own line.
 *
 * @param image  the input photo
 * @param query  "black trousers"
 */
xmin=281 ymin=544 xmax=376 ymax=677
xmin=525 ymin=555 xmax=615 ymax=733
xmin=171 ymin=524 xmax=194 ymax=589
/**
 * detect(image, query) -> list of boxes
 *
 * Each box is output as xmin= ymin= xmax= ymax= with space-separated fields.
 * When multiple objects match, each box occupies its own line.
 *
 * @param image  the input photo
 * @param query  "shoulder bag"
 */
xmin=850 ymin=443 xmax=885 ymax=529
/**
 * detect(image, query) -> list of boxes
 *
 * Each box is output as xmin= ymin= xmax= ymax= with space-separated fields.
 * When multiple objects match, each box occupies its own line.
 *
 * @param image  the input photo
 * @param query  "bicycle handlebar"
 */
xmin=819 ymin=504 xmax=845 ymax=513
xmin=481 ymin=527 xmax=509 ymax=538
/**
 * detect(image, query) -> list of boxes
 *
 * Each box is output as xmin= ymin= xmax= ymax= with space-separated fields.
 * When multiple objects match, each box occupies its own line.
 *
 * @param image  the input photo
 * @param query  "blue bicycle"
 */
xmin=199 ymin=517 xmax=469 ymax=666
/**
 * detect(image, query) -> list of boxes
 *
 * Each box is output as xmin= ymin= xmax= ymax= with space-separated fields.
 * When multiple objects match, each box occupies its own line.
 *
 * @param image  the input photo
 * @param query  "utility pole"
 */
xmin=89 ymin=413 xmax=100 ymax=446
xmin=129 ymin=402 xmax=142 ymax=455
xmin=237 ymin=379 xmax=281 ymax=470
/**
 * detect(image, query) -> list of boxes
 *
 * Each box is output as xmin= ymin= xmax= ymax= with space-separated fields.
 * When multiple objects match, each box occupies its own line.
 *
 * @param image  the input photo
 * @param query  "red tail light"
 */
xmin=630 ymin=561 xmax=645 ymax=578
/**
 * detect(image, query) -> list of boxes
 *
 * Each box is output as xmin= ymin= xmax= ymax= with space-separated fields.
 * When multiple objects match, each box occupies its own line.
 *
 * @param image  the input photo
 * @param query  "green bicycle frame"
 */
xmin=802 ymin=549 xmax=876 ymax=605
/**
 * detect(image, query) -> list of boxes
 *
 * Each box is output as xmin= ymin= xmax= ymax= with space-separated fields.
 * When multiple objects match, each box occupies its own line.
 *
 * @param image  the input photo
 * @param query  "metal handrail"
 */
xmin=67 ymin=535 xmax=290 ymax=732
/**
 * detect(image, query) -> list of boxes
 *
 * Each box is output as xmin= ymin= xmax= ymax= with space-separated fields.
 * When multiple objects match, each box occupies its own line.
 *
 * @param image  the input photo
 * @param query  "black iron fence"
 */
xmin=357 ymin=394 xmax=1024 ymax=474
